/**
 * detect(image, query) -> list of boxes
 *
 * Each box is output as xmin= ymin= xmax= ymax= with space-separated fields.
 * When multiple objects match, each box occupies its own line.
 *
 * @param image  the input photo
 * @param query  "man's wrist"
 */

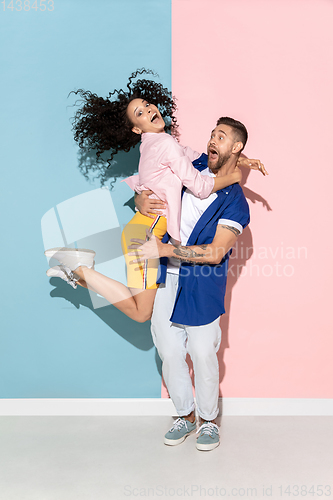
xmin=159 ymin=242 xmax=173 ymax=259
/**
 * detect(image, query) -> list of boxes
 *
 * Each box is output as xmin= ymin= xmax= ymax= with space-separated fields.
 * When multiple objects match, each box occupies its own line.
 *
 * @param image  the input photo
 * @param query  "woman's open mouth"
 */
xmin=151 ymin=112 xmax=159 ymax=123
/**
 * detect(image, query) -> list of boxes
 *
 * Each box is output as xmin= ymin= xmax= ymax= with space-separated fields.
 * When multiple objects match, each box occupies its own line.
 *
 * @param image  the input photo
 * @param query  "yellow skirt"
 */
xmin=121 ymin=212 xmax=167 ymax=290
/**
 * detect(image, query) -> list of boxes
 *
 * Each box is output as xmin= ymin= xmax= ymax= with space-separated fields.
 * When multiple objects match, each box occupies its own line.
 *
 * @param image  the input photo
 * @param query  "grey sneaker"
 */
xmin=196 ymin=422 xmax=220 ymax=451
xmin=164 ymin=418 xmax=196 ymax=446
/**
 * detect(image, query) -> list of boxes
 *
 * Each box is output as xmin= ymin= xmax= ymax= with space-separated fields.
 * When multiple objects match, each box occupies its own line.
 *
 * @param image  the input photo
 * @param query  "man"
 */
xmin=133 ymin=117 xmax=263 ymax=451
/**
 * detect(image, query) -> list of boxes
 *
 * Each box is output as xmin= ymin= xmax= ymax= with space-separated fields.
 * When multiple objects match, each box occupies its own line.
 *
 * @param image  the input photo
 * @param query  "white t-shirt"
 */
xmin=167 ymin=167 xmax=243 ymax=274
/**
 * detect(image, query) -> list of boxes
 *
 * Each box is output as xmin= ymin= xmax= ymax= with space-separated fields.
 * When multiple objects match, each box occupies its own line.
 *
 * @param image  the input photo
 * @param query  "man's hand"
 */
xmin=134 ymin=190 xmax=167 ymax=219
xmin=128 ymin=230 xmax=164 ymax=262
xmin=237 ymin=157 xmax=268 ymax=176
xmin=128 ymin=224 xmax=240 ymax=266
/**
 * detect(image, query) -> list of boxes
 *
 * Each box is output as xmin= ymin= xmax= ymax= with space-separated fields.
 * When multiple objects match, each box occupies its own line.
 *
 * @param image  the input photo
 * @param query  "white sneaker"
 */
xmin=46 ymin=265 xmax=79 ymax=289
xmin=44 ymin=247 xmax=95 ymax=271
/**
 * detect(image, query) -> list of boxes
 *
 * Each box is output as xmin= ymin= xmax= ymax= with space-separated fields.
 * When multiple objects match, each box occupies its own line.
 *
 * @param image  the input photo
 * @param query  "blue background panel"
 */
xmin=0 ymin=0 xmax=171 ymax=397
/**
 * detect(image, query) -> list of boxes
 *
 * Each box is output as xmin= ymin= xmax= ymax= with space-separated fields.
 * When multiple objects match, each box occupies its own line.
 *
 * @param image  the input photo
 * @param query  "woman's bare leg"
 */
xmin=74 ymin=266 xmax=156 ymax=323
xmin=76 ymin=277 xmax=111 ymax=299
xmin=76 ymin=279 xmax=89 ymax=289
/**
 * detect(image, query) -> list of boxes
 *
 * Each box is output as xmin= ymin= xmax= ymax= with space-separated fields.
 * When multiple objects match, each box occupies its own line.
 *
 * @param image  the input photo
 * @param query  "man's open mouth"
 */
xmin=209 ymin=148 xmax=218 ymax=160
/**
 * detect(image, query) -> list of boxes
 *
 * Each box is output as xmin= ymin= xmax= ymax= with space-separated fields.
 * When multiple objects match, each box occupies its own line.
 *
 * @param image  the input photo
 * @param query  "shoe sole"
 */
xmin=44 ymin=247 xmax=96 ymax=258
xmin=46 ymin=268 xmax=62 ymax=277
xmin=164 ymin=429 xmax=196 ymax=446
xmin=196 ymin=441 xmax=220 ymax=451
xmin=46 ymin=266 xmax=72 ymax=278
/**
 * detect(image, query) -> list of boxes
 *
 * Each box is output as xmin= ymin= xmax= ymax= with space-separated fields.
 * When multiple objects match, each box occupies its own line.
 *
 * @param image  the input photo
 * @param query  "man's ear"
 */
xmin=132 ymin=126 xmax=142 ymax=135
xmin=232 ymin=142 xmax=243 ymax=154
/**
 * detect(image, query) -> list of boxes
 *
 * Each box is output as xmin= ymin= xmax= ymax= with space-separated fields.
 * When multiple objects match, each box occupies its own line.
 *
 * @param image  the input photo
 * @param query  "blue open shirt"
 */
xmin=157 ymin=153 xmax=250 ymax=326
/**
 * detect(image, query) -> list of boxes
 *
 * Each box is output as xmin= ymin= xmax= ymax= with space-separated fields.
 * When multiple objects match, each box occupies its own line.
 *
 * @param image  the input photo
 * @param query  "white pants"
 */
xmin=151 ymin=273 xmax=221 ymax=421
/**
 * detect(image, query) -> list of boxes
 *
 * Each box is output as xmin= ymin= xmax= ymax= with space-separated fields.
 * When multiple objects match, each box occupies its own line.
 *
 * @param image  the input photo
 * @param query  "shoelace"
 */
xmin=169 ymin=418 xmax=190 ymax=433
xmin=196 ymin=422 xmax=219 ymax=437
xmin=61 ymin=266 xmax=79 ymax=289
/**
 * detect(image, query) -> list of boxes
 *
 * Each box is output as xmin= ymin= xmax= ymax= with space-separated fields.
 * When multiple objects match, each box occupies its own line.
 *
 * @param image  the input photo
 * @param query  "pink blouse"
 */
xmin=123 ymin=132 xmax=214 ymax=241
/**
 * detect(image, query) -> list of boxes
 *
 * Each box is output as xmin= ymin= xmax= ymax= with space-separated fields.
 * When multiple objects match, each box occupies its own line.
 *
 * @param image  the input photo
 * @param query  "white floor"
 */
xmin=0 ymin=416 xmax=332 ymax=500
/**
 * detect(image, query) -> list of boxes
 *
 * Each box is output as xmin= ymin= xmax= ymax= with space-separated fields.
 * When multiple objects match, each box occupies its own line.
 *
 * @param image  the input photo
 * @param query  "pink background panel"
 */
xmin=165 ymin=0 xmax=333 ymax=398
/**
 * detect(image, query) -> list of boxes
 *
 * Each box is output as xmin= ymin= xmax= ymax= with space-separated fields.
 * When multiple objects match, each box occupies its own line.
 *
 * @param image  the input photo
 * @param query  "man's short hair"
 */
xmin=216 ymin=117 xmax=248 ymax=151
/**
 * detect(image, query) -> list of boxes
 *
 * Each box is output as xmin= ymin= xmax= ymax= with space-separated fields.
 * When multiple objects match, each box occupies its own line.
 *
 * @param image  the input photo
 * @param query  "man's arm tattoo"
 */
xmin=173 ymin=246 xmax=205 ymax=259
xmin=172 ymin=246 xmax=211 ymax=265
xmin=219 ymin=225 xmax=240 ymax=237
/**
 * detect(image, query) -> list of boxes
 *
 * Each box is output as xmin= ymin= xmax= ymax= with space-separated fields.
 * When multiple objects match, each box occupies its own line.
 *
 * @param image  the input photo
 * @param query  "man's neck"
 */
xmin=210 ymin=157 xmax=238 ymax=177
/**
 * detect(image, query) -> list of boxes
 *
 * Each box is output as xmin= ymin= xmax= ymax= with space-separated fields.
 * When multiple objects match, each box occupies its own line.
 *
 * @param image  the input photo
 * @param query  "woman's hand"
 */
xmin=237 ymin=157 xmax=268 ymax=176
xmin=134 ymin=190 xmax=167 ymax=218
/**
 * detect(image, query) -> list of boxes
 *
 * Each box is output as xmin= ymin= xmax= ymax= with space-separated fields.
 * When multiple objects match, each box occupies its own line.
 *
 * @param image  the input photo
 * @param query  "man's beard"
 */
xmin=208 ymin=151 xmax=231 ymax=172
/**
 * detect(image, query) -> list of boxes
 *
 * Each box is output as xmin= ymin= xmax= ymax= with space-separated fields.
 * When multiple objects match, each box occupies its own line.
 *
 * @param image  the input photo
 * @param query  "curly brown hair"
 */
xmin=70 ymin=69 xmax=178 ymax=185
